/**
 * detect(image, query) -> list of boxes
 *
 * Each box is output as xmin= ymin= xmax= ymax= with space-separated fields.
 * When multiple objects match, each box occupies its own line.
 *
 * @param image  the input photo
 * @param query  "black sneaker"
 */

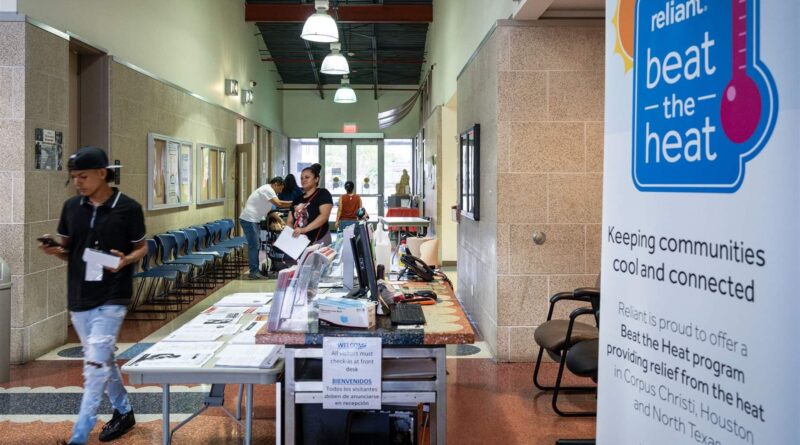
xmin=98 ymin=409 xmax=136 ymax=442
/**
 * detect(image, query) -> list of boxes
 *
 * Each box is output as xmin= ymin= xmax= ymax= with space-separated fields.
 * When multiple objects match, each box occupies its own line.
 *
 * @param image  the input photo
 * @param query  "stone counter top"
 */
xmin=255 ymin=280 xmax=475 ymax=346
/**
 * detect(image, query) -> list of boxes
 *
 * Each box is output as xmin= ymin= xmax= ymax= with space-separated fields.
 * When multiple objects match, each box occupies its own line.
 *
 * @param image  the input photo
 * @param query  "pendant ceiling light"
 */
xmin=301 ymin=0 xmax=339 ymax=43
xmin=321 ymin=42 xmax=349 ymax=75
xmin=334 ymin=76 xmax=357 ymax=104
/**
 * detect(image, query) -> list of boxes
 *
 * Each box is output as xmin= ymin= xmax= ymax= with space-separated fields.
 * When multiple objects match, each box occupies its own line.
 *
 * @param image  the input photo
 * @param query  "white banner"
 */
xmin=598 ymin=1 xmax=799 ymax=444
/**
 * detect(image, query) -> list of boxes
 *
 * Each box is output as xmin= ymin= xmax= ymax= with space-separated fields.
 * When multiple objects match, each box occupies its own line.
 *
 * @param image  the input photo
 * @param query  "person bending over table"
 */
xmin=288 ymin=163 xmax=334 ymax=246
xmin=239 ymin=176 xmax=293 ymax=279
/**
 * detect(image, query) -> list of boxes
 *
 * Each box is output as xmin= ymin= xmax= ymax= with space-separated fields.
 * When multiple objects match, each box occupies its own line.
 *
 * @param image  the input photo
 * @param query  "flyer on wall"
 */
xmin=599 ymin=1 xmax=799 ymax=444
xmin=166 ymin=140 xmax=180 ymax=204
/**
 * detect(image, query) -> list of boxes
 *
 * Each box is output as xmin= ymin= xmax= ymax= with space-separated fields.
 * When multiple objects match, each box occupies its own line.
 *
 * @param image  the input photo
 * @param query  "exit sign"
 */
xmin=343 ymin=123 xmax=357 ymax=133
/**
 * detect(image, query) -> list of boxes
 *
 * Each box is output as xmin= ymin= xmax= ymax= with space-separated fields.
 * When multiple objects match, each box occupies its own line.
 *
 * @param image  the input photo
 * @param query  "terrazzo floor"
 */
xmin=0 ymin=270 xmax=597 ymax=444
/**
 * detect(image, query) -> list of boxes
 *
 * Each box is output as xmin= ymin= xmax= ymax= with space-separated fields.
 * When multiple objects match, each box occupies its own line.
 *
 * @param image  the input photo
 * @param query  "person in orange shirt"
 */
xmin=335 ymin=180 xmax=367 ymax=231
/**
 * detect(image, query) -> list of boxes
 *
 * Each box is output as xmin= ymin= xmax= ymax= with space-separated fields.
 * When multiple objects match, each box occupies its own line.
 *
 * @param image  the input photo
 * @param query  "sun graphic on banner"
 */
xmin=611 ymin=0 xmax=635 ymax=72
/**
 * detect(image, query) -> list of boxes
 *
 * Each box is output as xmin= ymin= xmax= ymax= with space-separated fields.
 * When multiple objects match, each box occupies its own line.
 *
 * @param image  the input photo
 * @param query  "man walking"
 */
xmin=239 ymin=176 xmax=292 ymax=279
xmin=40 ymin=147 xmax=147 ymax=445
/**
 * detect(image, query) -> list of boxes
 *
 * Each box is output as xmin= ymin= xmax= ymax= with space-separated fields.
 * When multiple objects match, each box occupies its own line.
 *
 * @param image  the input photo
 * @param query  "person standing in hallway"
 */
xmin=239 ymin=176 xmax=293 ymax=279
xmin=39 ymin=147 xmax=147 ymax=445
xmin=288 ymin=163 xmax=334 ymax=246
xmin=335 ymin=180 xmax=367 ymax=231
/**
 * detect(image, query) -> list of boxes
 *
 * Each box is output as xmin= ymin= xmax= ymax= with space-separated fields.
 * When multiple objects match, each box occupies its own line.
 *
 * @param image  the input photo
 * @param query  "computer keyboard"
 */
xmin=390 ymin=303 xmax=426 ymax=325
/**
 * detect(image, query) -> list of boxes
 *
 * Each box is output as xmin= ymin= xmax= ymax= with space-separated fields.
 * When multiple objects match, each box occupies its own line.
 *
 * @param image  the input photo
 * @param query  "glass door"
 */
xmin=354 ymin=140 xmax=382 ymax=219
xmin=320 ymin=138 xmax=384 ymax=221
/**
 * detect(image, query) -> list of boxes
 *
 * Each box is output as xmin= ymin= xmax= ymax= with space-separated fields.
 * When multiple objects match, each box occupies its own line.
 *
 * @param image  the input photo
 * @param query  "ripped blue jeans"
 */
xmin=69 ymin=305 xmax=131 ymax=444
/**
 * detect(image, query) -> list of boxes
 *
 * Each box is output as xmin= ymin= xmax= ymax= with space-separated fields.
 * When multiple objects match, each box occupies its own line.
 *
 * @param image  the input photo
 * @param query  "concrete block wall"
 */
xmin=110 ymin=62 xmax=237 ymax=236
xmin=457 ymin=21 xmax=605 ymax=362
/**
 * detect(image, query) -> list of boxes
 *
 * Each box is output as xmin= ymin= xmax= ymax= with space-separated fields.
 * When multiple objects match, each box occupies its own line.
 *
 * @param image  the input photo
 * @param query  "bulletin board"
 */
xmin=197 ymin=143 xmax=227 ymax=205
xmin=147 ymin=133 xmax=193 ymax=210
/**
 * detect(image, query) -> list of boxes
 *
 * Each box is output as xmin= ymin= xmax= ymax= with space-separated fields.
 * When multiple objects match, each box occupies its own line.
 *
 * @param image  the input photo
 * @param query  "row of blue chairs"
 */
xmin=128 ymin=219 xmax=248 ymax=317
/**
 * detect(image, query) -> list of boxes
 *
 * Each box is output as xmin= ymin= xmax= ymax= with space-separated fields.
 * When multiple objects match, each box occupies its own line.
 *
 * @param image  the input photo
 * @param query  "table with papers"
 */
xmin=257 ymin=279 xmax=475 ymax=445
xmin=121 ymin=294 xmax=283 ymax=445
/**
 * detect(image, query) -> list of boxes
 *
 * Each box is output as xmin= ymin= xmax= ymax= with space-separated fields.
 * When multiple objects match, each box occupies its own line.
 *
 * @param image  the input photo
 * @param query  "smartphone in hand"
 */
xmin=37 ymin=236 xmax=61 ymax=248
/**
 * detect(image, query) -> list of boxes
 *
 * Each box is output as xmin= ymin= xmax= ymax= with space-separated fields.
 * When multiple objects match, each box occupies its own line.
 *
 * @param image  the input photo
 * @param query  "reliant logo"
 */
xmin=631 ymin=0 xmax=777 ymax=193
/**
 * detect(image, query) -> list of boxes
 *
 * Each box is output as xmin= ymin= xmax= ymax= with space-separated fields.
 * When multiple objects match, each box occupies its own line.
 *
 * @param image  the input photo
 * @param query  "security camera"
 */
xmin=249 ymin=81 xmax=257 ymax=88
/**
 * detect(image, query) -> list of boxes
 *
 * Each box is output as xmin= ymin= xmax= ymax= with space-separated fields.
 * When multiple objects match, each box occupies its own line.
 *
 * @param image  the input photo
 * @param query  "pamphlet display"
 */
xmin=268 ymin=245 xmax=336 ymax=333
xmin=598 ymin=1 xmax=799 ymax=443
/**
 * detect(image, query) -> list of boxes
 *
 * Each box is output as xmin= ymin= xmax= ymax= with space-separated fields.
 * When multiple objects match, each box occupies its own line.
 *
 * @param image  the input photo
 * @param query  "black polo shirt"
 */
xmin=57 ymin=188 xmax=146 ymax=312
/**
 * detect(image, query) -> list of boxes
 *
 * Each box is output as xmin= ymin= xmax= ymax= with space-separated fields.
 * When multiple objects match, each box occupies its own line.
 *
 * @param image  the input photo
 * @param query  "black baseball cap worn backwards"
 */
xmin=68 ymin=146 xmax=111 ymax=170
xmin=68 ymin=147 xmax=122 ymax=182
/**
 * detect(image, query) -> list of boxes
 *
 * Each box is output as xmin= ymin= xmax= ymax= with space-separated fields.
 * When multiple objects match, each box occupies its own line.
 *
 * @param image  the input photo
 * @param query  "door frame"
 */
xmin=235 ymin=142 xmax=257 ymax=234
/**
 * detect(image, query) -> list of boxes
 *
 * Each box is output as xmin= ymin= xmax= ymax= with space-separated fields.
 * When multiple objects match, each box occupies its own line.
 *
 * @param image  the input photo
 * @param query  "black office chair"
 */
xmin=532 ymin=288 xmax=600 ymax=416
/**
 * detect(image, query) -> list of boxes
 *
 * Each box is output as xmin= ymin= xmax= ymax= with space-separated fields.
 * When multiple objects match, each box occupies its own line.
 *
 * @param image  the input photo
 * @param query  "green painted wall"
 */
xmin=282 ymin=89 xmax=420 ymax=138
xmin=17 ymin=0 xmax=282 ymax=131
xmin=424 ymin=0 xmax=517 ymax=107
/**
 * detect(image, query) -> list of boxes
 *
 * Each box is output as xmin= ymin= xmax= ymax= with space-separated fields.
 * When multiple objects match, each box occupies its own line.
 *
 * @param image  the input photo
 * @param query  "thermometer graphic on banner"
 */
xmin=720 ymin=0 xmax=762 ymax=144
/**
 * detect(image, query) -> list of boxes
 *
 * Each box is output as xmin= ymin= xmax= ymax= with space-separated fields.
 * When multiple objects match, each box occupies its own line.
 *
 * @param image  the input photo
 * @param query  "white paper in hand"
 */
xmin=274 ymin=227 xmax=310 ymax=260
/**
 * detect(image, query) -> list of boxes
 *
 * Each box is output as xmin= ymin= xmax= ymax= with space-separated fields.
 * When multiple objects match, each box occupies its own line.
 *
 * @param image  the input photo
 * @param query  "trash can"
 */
xmin=0 ymin=257 xmax=10 ymax=383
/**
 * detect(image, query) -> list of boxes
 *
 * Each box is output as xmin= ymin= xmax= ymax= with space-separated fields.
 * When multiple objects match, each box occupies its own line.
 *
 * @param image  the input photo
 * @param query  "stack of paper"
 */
xmin=190 ymin=307 xmax=247 ymax=326
xmin=274 ymin=227 xmax=310 ymax=259
xmin=214 ymin=344 xmax=284 ymax=369
xmin=162 ymin=323 xmax=239 ymax=342
xmin=126 ymin=342 xmax=223 ymax=368
xmin=214 ymin=293 xmax=273 ymax=307
xmin=229 ymin=317 xmax=268 ymax=344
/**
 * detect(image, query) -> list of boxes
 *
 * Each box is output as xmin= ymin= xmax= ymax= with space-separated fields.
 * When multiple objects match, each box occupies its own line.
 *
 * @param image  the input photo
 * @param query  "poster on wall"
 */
xmin=598 ymin=1 xmax=799 ymax=444
xmin=34 ymin=128 xmax=63 ymax=170
xmin=148 ymin=133 xmax=193 ymax=210
xmin=166 ymin=141 xmax=180 ymax=205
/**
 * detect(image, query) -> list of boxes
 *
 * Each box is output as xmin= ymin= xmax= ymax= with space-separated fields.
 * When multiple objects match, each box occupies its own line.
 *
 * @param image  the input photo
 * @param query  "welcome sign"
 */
xmin=599 ymin=0 xmax=799 ymax=444
xmin=632 ymin=0 xmax=777 ymax=192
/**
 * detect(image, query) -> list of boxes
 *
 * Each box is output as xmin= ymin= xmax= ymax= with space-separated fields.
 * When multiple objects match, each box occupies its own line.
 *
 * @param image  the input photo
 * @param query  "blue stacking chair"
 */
xmin=129 ymin=239 xmax=183 ymax=317
xmin=207 ymin=221 xmax=247 ymax=273
xmin=169 ymin=230 xmax=216 ymax=288
xmin=221 ymin=218 xmax=247 ymax=245
xmin=192 ymin=225 xmax=237 ymax=278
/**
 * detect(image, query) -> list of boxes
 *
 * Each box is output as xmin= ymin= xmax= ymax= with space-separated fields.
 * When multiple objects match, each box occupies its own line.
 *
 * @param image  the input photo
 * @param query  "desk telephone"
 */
xmin=400 ymin=253 xmax=435 ymax=282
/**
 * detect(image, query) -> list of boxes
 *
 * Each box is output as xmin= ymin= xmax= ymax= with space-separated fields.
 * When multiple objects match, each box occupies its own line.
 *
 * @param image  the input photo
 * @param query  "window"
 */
xmin=289 ymin=138 xmax=320 ymax=177
xmin=384 ymin=139 xmax=413 ymax=196
xmin=236 ymin=118 xmax=245 ymax=144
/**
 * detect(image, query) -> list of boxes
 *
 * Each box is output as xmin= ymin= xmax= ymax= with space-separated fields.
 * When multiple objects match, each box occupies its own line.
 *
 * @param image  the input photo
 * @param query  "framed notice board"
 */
xmin=459 ymin=124 xmax=480 ymax=221
xmin=147 ymin=133 xmax=193 ymax=210
xmin=197 ymin=143 xmax=227 ymax=205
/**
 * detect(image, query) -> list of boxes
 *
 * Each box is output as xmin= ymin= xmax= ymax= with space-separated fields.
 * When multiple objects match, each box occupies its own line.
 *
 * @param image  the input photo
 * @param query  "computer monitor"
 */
xmin=350 ymin=222 xmax=379 ymax=301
